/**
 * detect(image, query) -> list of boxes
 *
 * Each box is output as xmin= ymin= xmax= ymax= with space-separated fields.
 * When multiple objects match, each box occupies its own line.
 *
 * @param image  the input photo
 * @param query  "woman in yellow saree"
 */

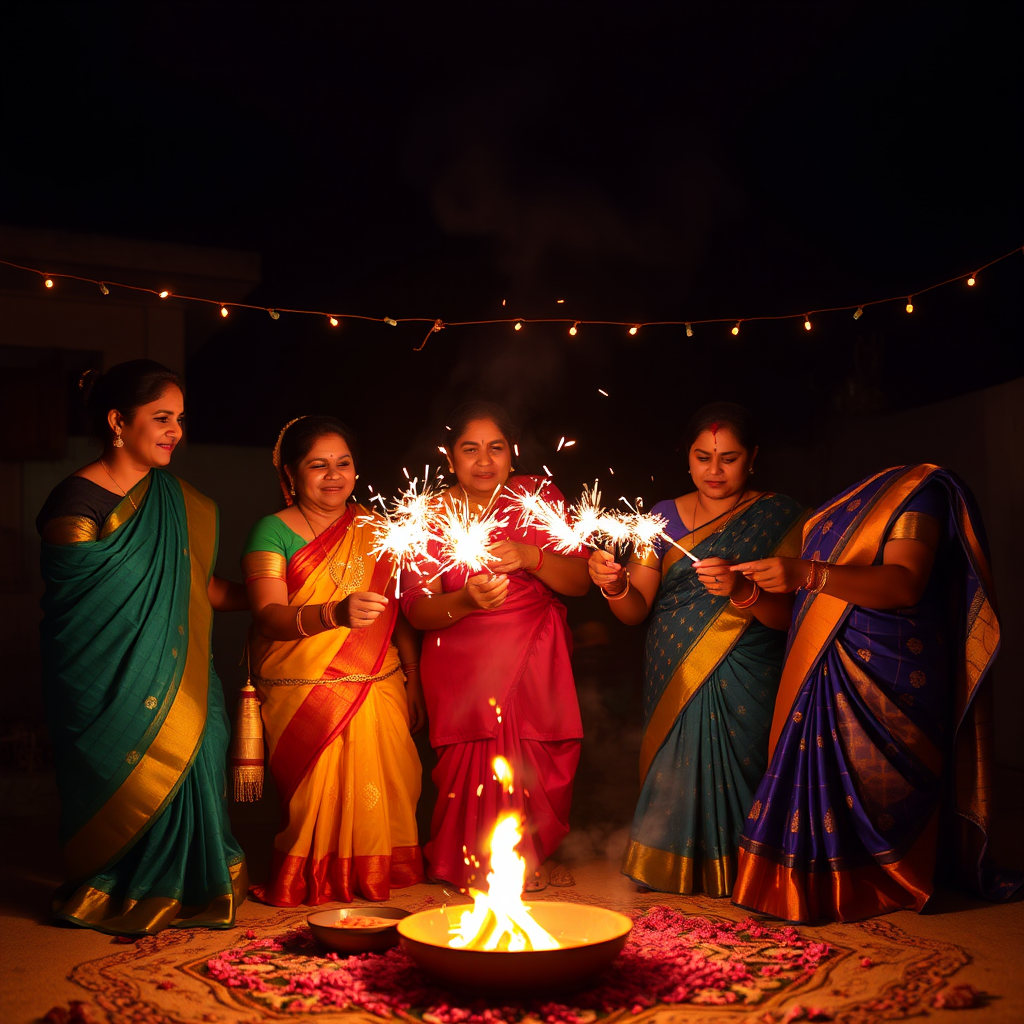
xmin=37 ymin=360 xmax=249 ymax=935
xmin=243 ymin=416 xmax=425 ymax=905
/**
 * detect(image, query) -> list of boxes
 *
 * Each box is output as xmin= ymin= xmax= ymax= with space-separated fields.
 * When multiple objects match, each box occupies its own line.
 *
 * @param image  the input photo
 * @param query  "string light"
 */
xmin=804 ymin=315 xmax=812 ymax=331
xmin=1 ymin=243 xmax=1018 ymax=348
xmin=268 ymin=309 xmax=280 ymax=320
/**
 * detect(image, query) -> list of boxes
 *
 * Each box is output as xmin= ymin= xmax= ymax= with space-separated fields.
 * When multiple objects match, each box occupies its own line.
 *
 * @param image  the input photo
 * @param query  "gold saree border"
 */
xmin=54 ymin=859 xmax=247 ymax=935
xmin=768 ymin=465 xmax=938 ymax=758
xmin=99 ymin=474 xmax=151 ymax=538
xmin=41 ymin=515 xmax=100 ymax=545
xmin=63 ymin=477 xmax=216 ymax=881
xmin=623 ymin=838 xmax=734 ymax=897
xmin=640 ymin=503 xmax=805 ymax=784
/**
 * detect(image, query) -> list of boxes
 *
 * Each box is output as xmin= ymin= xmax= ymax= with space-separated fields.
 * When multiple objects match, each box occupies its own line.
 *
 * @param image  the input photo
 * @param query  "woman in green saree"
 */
xmin=589 ymin=403 xmax=805 ymax=895
xmin=36 ymin=360 xmax=249 ymax=935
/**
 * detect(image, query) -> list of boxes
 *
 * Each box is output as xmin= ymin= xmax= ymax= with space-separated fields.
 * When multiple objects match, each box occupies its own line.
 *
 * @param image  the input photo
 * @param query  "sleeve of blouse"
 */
xmin=240 ymin=516 xmax=289 ymax=583
xmin=887 ymin=480 xmax=945 ymax=549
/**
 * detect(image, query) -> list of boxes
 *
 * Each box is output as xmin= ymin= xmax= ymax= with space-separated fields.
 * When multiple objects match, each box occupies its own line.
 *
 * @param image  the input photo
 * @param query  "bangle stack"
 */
xmin=803 ymin=559 xmax=830 ymax=593
xmin=730 ymin=582 xmax=761 ymax=609
xmin=295 ymin=604 xmax=310 ymax=637
xmin=401 ymin=661 xmax=419 ymax=674
xmin=319 ymin=601 xmax=338 ymax=630
xmin=527 ymin=547 xmax=545 ymax=574
xmin=601 ymin=577 xmax=631 ymax=601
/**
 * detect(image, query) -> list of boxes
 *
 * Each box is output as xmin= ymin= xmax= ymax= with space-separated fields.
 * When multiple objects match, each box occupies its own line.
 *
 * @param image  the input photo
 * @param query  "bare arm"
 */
xmin=731 ymin=537 xmax=938 ymax=609
xmin=208 ymin=575 xmax=249 ymax=611
xmin=247 ymin=575 xmax=389 ymax=640
xmin=487 ymin=540 xmax=590 ymax=596
xmin=587 ymin=549 xmax=660 ymax=625
xmin=695 ymin=556 xmax=794 ymax=631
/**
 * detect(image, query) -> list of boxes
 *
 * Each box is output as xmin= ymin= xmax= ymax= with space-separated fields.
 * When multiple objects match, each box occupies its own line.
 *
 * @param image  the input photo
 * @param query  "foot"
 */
xmin=524 ymin=866 xmax=549 ymax=892
xmin=549 ymin=864 xmax=575 ymax=887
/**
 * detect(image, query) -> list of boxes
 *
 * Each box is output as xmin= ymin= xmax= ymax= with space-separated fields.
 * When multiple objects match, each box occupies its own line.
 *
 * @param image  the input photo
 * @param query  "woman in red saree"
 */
xmin=400 ymin=402 xmax=590 ymax=890
xmin=242 ymin=416 xmax=425 ymax=905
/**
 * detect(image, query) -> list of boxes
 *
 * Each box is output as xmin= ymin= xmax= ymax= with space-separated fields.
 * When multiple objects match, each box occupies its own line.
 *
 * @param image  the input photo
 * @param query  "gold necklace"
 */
xmin=296 ymin=504 xmax=362 ymax=591
xmin=99 ymin=460 xmax=138 ymax=510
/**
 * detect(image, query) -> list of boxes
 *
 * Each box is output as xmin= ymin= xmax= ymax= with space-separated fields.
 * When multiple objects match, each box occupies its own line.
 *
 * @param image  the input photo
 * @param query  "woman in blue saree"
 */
xmin=36 ymin=360 xmax=249 ymax=935
xmin=731 ymin=464 xmax=1021 ymax=921
xmin=589 ymin=404 xmax=806 ymax=895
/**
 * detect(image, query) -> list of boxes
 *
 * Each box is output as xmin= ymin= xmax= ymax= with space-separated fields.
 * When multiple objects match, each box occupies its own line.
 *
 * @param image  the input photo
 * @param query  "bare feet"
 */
xmin=524 ymin=865 xmax=549 ymax=892
xmin=549 ymin=864 xmax=575 ymax=887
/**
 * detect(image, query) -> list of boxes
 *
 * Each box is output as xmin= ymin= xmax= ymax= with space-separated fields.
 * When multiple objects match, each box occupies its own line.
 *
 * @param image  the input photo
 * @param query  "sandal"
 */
xmin=524 ymin=865 xmax=549 ymax=893
xmin=549 ymin=864 xmax=575 ymax=887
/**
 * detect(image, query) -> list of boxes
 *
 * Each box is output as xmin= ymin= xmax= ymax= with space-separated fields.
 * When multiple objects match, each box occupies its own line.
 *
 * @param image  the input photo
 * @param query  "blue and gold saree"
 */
xmin=734 ymin=465 xmax=1021 ymax=922
xmin=39 ymin=469 xmax=246 ymax=935
xmin=623 ymin=493 xmax=806 ymax=895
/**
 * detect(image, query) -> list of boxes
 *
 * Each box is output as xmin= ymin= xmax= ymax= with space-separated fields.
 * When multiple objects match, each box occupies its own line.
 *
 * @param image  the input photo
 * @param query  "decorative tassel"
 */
xmin=229 ymin=682 xmax=264 ymax=802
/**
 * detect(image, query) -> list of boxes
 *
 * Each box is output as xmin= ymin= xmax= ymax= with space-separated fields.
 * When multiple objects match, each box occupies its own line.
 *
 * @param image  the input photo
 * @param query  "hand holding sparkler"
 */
xmin=337 ymin=591 xmax=390 ymax=629
xmin=588 ymin=548 xmax=628 ymax=596
xmin=465 ymin=572 xmax=509 ymax=611
xmin=485 ymin=540 xmax=542 ymax=575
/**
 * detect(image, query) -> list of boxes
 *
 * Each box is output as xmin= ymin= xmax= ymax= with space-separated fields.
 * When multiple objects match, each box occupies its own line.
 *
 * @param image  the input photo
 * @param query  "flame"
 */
xmin=447 ymin=760 xmax=559 ymax=953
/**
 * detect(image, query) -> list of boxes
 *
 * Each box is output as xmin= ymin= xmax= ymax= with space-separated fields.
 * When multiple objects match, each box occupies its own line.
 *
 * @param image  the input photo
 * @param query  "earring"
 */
xmin=749 ymin=466 xmax=755 ymax=475
xmin=113 ymin=428 xmax=124 ymax=449
xmin=289 ymin=484 xmax=296 ymax=496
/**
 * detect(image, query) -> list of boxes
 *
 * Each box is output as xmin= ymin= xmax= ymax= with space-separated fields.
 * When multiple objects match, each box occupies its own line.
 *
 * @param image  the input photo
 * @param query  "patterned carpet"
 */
xmin=35 ymin=867 xmax=1002 ymax=1024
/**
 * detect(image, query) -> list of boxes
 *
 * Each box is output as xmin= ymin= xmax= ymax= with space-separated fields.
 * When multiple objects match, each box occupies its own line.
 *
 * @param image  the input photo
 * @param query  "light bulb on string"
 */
xmin=159 ymin=290 xmax=170 ymax=299
xmin=905 ymin=297 xmax=914 ymax=313
xmin=569 ymin=321 xmax=579 ymax=337
xmin=967 ymin=274 xmax=977 ymax=286
xmin=268 ymin=309 xmax=280 ymax=320
xmin=628 ymin=325 xmax=639 ymax=336
xmin=731 ymin=322 xmax=740 ymax=336
xmin=98 ymin=282 xmax=110 ymax=296
xmin=384 ymin=317 xmax=398 ymax=326
xmin=328 ymin=316 xmax=339 ymax=327
xmin=44 ymin=277 xmax=54 ymax=289
xmin=514 ymin=320 xmax=523 ymax=331
xmin=220 ymin=305 xmax=229 ymax=318
xmin=685 ymin=323 xmax=693 ymax=338
xmin=804 ymin=315 xmax=812 ymax=331
xmin=853 ymin=307 xmax=864 ymax=320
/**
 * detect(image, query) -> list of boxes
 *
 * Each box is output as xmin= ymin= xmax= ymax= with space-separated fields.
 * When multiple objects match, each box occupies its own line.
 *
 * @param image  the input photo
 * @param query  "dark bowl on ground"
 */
xmin=307 ymin=906 xmax=411 ymax=954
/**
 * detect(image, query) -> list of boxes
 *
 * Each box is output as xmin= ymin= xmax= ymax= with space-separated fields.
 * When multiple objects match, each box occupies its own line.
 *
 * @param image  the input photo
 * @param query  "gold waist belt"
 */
xmin=255 ymin=663 xmax=402 ymax=687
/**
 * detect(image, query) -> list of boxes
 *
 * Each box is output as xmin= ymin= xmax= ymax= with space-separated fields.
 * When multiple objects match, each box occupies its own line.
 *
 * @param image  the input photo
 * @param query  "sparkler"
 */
xmin=429 ymin=489 xmax=510 ymax=579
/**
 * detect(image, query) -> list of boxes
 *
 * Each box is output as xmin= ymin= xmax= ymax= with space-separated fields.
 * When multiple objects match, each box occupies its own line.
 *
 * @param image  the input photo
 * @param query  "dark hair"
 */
xmin=81 ymin=359 xmax=183 ymax=444
xmin=681 ymin=401 xmax=757 ymax=452
xmin=442 ymin=401 xmax=520 ymax=456
xmin=278 ymin=415 xmax=360 ymax=483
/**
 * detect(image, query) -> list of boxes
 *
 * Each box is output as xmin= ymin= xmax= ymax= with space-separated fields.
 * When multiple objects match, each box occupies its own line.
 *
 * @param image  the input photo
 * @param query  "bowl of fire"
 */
xmin=397 ymin=902 xmax=633 ymax=994
xmin=307 ymin=907 xmax=411 ymax=954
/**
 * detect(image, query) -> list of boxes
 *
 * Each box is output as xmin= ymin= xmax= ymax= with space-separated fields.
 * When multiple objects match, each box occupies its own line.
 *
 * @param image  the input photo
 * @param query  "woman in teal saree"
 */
xmin=589 ymin=404 xmax=805 ymax=895
xmin=36 ymin=361 xmax=248 ymax=935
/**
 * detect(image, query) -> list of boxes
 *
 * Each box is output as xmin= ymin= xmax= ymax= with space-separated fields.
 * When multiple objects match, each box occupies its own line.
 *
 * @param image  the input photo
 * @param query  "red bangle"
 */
xmin=528 ymin=546 xmax=545 ymax=573
xmin=730 ymin=582 xmax=761 ymax=609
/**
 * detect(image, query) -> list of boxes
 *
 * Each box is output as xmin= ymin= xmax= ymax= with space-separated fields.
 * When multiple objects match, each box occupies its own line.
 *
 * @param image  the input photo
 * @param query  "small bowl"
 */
xmin=307 ymin=906 xmax=410 ymax=954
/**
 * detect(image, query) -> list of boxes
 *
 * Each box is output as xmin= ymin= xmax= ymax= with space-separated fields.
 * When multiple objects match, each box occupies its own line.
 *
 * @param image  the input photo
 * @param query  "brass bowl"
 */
xmin=397 ymin=902 xmax=632 ymax=993
xmin=307 ymin=906 xmax=410 ymax=954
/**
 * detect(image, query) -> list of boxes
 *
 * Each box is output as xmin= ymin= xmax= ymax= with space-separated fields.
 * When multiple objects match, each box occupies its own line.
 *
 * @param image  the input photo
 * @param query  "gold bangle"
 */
xmin=295 ymin=604 xmax=311 ymax=637
xmin=811 ymin=562 xmax=830 ymax=594
xmin=319 ymin=601 xmax=337 ymax=630
xmin=730 ymin=582 xmax=760 ymax=609
xmin=602 ymin=577 xmax=631 ymax=601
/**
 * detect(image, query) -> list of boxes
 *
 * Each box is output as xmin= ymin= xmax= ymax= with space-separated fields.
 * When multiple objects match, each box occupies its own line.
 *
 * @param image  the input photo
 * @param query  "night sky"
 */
xmin=3 ymin=2 xmax=1021 ymax=502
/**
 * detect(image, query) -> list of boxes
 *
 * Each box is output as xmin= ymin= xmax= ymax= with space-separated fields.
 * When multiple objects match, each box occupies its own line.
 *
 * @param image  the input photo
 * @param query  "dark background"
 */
xmin=2 ymin=1 xmax=1021 ymax=503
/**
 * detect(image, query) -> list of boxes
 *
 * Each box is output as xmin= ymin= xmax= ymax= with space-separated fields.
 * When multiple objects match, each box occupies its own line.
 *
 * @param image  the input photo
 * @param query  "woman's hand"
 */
xmin=730 ymin=556 xmax=807 ymax=593
xmin=694 ymin=556 xmax=743 ymax=597
xmin=486 ymin=540 xmax=540 ymax=574
xmin=339 ymin=591 xmax=389 ymax=628
xmin=589 ymin=548 xmax=626 ymax=592
xmin=466 ymin=572 xmax=508 ymax=610
xmin=405 ymin=670 xmax=426 ymax=733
